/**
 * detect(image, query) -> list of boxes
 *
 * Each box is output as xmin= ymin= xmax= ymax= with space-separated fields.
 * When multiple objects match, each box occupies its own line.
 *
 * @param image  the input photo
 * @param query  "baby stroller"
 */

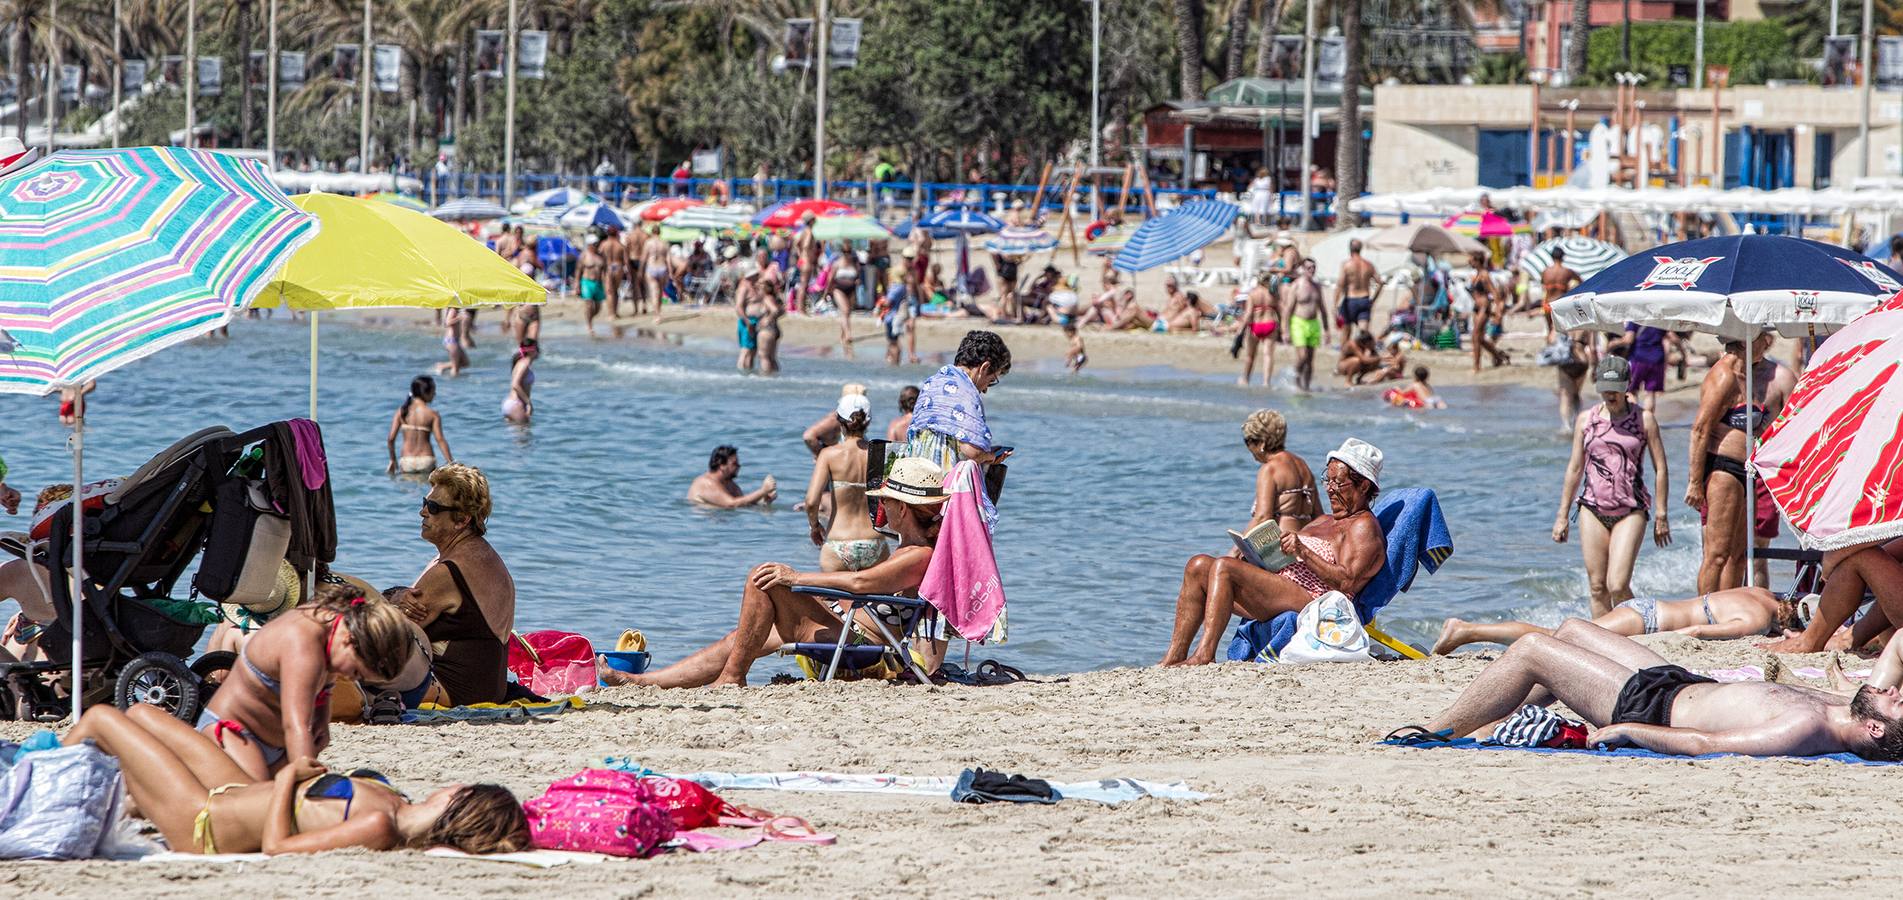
xmin=0 ymin=422 xmax=335 ymax=722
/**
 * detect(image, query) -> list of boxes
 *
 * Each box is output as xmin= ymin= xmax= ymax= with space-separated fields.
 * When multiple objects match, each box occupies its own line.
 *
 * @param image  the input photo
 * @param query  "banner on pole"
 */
xmin=1268 ymin=35 xmax=1304 ymax=80
xmin=330 ymin=44 xmax=360 ymax=83
xmin=1823 ymin=35 xmax=1857 ymax=87
xmin=829 ymin=18 xmax=862 ymax=68
xmin=374 ymin=44 xmax=402 ymax=93
xmin=123 ymin=58 xmax=147 ymax=91
xmin=519 ymin=30 xmax=548 ymax=79
xmin=247 ymin=51 xmax=268 ymax=88
xmin=280 ymin=51 xmax=306 ymax=89
xmin=475 ymin=30 xmax=504 ymax=78
xmin=197 ymin=56 xmax=222 ymax=97
xmin=1317 ymin=36 xmax=1345 ymax=85
xmin=1880 ymin=36 xmax=1903 ymax=92
xmin=160 ymin=55 xmax=183 ymax=86
xmin=59 ymin=64 xmax=80 ymax=102
xmin=782 ymin=19 xmax=814 ymax=68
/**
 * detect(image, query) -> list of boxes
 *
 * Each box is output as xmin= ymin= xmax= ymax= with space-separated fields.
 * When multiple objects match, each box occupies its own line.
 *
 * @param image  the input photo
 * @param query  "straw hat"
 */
xmin=1326 ymin=438 xmax=1384 ymax=487
xmin=0 ymin=137 xmax=39 ymax=177
xmin=866 ymin=458 xmax=948 ymax=505
xmin=220 ymin=560 xmax=301 ymax=628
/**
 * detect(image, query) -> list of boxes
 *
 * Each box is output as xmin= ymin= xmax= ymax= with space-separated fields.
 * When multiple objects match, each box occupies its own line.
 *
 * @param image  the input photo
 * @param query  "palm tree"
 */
xmin=1332 ymin=0 xmax=1360 ymax=229
xmin=1565 ymin=0 xmax=1587 ymax=83
xmin=1253 ymin=0 xmax=1288 ymax=78
xmin=1173 ymin=0 xmax=1204 ymax=99
xmin=1221 ymin=0 xmax=1250 ymax=81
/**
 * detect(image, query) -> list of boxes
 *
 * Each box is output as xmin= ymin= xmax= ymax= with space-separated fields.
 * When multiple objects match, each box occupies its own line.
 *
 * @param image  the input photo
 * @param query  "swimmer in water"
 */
xmin=501 ymin=340 xmax=537 ymax=424
xmin=387 ymin=376 xmax=454 ymax=475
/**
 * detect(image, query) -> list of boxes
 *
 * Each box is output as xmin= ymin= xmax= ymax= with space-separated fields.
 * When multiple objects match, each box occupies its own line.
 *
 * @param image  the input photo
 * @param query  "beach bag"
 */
xmin=194 ymin=478 xmax=292 ymax=606
xmin=1277 ymin=591 xmax=1373 ymax=665
xmin=524 ymin=769 xmax=675 ymax=858
xmin=0 ymin=743 xmax=136 ymax=860
xmin=641 ymin=776 xmax=744 ymax=830
xmin=508 ymin=630 xmax=596 ymax=696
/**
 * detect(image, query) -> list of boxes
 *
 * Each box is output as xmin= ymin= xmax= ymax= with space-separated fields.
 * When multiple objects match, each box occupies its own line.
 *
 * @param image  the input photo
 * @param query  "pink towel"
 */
xmin=919 ymin=461 xmax=1007 ymax=642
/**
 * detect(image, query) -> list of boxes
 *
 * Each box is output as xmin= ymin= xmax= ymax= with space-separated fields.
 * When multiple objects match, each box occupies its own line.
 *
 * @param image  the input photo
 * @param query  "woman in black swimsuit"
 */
xmin=1687 ymin=333 xmax=1792 ymax=593
xmin=388 ymin=463 xmax=515 ymax=706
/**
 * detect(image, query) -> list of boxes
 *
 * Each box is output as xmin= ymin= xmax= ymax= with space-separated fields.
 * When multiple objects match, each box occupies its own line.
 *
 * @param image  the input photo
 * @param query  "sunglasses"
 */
xmin=422 ymin=498 xmax=458 ymax=516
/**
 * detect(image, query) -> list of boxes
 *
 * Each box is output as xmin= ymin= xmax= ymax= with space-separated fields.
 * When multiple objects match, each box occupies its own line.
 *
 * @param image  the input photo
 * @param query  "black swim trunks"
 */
xmin=1610 ymin=665 xmax=1716 ymax=727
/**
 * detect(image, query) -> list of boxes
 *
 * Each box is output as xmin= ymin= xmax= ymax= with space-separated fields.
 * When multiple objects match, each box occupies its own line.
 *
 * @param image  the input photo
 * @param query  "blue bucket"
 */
xmin=598 ymin=650 xmax=650 ymax=675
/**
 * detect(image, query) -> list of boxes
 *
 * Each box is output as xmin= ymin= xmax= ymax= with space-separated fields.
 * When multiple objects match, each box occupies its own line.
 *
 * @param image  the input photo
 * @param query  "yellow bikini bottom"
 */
xmin=193 ymin=783 xmax=246 ymax=854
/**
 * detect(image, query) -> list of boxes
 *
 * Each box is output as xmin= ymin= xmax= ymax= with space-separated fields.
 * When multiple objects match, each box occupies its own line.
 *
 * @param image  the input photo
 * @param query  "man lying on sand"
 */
xmin=1432 ymin=586 xmax=1806 ymax=655
xmin=1421 ymin=619 xmax=1903 ymax=759
xmin=602 ymin=458 xmax=946 ymax=688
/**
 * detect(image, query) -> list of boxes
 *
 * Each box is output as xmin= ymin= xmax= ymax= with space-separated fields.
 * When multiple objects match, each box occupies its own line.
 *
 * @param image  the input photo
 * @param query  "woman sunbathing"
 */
xmin=199 ymin=582 xmax=413 ymax=780
xmin=64 ymin=703 xmax=528 ymax=855
xmin=1431 ymin=586 xmax=1805 ymax=655
xmin=600 ymin=457 xmax=947 ymax=688
xmin=1162 ymin=439 xmax=1387 ymax=666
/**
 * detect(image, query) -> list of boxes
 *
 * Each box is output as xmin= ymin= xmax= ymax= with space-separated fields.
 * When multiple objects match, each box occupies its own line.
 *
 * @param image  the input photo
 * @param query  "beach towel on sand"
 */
xmin=1228 ymin=487 xmax=1452 ymax=662
xmin=920 ymin=460 xmax=1007 ymax=643
xmin=1384 ymin=736 xmax=1903 ymax=767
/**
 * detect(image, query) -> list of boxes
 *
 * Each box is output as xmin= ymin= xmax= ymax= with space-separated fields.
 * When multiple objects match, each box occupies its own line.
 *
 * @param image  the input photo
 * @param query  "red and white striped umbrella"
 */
xmin=1753 ymin=291 xmax=1903 ymax=550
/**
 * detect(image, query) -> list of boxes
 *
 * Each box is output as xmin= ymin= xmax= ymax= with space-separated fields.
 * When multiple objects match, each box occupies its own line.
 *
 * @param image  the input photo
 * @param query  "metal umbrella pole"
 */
xmin=68 ymin=409 xmax=85 ymax=720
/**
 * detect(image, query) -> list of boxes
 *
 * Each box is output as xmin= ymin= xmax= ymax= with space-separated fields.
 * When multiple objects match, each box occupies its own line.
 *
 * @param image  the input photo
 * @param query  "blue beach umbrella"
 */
xmin=558 ymin=202 xmax=633 ymax=231
xmin=984 ymin=225 xmax=1058 ymax=256
xmin=919 ymin=206 xmax=1004 ymax=235
xmin=430 ymin=197 xmax=509 ymax=221
xmin=1112 ymin=199 xmax=1239 ymax=273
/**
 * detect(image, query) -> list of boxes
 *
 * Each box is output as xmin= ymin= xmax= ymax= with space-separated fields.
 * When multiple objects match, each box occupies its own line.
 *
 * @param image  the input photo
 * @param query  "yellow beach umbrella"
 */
xmin=256 ymin=193 xmax=546 ymax=419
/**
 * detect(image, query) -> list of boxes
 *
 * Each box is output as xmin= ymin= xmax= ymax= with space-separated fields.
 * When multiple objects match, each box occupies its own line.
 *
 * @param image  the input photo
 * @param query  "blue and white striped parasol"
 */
xmin=984 ymin=225 xmax=1057 ymax=256
xmin=919 ymin=206 xmax=1004 ymax=235
xmin=1112 ymin=200 xmax=1239 ymax=272
xmin=430 ymin=197 xmax=509 ymax=221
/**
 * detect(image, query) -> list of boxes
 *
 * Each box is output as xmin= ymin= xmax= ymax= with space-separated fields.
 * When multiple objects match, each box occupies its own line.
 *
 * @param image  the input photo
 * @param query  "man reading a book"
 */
xmin=1161 ymin=439 xmax=1388 ymax=667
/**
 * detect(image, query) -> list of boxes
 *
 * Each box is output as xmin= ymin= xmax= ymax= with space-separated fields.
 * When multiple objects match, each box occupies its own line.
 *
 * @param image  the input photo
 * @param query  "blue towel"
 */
xmin=1385 ymin=738 xmax=1902 ymax=767
xmin=1226 ymin=487 xmax=1453 ymax=662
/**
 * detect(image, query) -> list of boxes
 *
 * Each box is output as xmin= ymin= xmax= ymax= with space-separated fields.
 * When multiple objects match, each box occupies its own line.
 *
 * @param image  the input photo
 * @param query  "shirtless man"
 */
xmin=793 ymin=213 xmax=821 ymax=310
xmin=640 ymin=228 xmax=669 ymax=316
xmin=688 ymin=445 xmax=776 ymax=508
xmin=1334 ymin=240 xmax=1380 ymax=335
xmin=1468 ymin=251 xmax=1509 ymax=372
xmin=577 ymin=236 xmax=607 ymax=335
xmin=1419 ymin=619 xmax=1903 ymax=759
xmin=1280 ymin=258 xmax=1327 ymax=391
xmin=1160 ymin=288 xmax=1214 ymax=333
xmin=1105 ymin=288 xmax=1155 ymax=331
xmin=1540 ymin=246 xmax=1582 ymax=342
xmin=1432 ymin=586 xmax=1805 ymax=655
xmin=1237 ymin=272 xmax=1281 ymax=387
xmin=623 ymin=226 xmax=648 ymax=311
xmin=599 ymin=227 xmax=629 ymax=317
xmin=493 ymin=225 xmax=521 ymax=264
xmin=735 ymin=271 xmax=771 ymax=372
xmin=1154 ymin=276 xmax=1188 ymax=330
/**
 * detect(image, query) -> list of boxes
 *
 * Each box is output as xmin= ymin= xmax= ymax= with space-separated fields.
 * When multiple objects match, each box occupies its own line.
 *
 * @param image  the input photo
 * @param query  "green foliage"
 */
xmin=1471 ymin=51 xmax=1526 ymax=86
xmin=1584 ymin=20 xmax=1806 ymax=87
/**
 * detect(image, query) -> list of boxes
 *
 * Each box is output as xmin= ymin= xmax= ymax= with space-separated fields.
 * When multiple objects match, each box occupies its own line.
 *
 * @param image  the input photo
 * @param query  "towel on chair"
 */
xmin=1226 ymin=487 xmax=1453 ymax=662
xmin=919 ymin=460 xmax=1007 ymax=643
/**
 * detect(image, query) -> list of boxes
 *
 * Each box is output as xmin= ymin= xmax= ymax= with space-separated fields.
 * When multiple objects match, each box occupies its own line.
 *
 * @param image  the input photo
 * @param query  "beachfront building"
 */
xmin=1369 ymin=82 xmax=1900 ymax=197
xmin=1140 ymin=77 xmax=1373 ymax=195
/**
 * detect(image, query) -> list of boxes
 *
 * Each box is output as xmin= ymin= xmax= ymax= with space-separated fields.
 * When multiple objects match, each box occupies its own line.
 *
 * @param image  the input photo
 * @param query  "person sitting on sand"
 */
xmin=387 ymin=376 xmax=452 ymax=476
xmin=1106 ymin=288 xmax=1156 ymax=331
xmin=198 ymin=581 xmax=413 ymax=780
xmin=1162 ymin=439 xmax=1386 ymax=666
xmin=64 ymin=703 xmax=529 ymax=854
xmin=1431 ymin=586 xmax=1807 ymax=655
xmin=1765 ymin=538 xmax=1903 ymax=654
xmin=1384 ymin=366 xmax=1445 ymax=409
xmin=600 ymin=458 xmax=946 ymax=688
xmin=1158 ymin=289 xmax=1216 ymax=334
xmin=1369 ymin=337 xmax=1408 ymax=384
xmin=689 ymin=445 xmax=777 ymax=508
xmin=1240 ymin=409 xmax=1321 ymax=536
xmin=387 ymin=464 xmax=517 ymax=706
xmin=1334 ymin=330 xmax=1384 ymax=384
xmin=1415 ymin=619 xmax=1903 ymax=760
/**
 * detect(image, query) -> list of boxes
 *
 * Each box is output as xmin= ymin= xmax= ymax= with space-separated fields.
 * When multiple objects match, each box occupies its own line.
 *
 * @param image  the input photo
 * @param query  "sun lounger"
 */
xmin=779 ymin=586 xmax=933 ymax=682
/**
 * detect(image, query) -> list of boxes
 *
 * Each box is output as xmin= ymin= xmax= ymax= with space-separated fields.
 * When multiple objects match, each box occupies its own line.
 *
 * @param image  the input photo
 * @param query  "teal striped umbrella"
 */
xmin=0 ymin=147 xmax=317 ymax=393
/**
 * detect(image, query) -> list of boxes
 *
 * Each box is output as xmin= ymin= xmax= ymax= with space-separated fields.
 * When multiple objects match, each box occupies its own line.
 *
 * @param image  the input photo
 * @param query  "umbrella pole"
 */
xmin=309 ymin=311 xmax=319 ymax=421
xmin=1745 ymin=346 xmax=1755 ymax=588
xmin=68 ymin=411 xmax=85 ymax=722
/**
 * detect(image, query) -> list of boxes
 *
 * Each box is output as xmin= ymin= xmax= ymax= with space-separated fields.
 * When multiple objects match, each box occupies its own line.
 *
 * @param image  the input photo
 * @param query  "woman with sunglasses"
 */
xmin=1162 ymin=439 xmax=1388 ymax=667
xmin=386 ymin=463 xmax=516 ymax=706
xmin=197 ymin=582 xmax=414 ymax=780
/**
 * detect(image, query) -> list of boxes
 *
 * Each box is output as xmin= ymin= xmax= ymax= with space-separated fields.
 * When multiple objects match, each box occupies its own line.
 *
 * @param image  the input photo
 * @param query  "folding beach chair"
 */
xmin=780 ymin=586 xmax=934 ymax=682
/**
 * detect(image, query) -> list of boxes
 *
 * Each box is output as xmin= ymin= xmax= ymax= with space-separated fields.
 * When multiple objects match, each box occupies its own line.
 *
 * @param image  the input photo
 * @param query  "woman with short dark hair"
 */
xmin=906 ymin=330 xmax=1013 ymax=468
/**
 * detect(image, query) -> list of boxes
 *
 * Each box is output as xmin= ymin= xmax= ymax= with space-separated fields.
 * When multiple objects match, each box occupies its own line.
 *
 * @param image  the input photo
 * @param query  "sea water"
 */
xmin=0 ymin=315 xmax=1717 ymax=674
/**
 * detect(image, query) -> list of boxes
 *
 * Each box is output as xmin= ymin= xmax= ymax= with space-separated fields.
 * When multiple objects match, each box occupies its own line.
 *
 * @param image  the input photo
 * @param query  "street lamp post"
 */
xmin=503 ymin=0 xmax=518 ymax=206
xmin=358 ymin=0 xmax=371 ymax=174
xmin=185 ymin=0 xmax=196 ymax=149
xmin=1297 ymin=0 xmax=1318 ymax=229
xmin=266 ymin=0 xmax=278 ymax=165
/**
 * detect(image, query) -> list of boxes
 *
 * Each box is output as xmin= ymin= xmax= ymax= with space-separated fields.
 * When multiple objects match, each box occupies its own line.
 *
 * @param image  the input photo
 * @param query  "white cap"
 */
xmin=836 ymin=393 xmax=871 ymax=419
xmin=1326 ymin=438 xmax=1384 ymax=487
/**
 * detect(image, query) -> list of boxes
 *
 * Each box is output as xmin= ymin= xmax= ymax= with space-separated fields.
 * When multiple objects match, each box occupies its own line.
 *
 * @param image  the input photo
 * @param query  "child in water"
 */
xmin=1385 ymin=365 xmax=1447 ymax=410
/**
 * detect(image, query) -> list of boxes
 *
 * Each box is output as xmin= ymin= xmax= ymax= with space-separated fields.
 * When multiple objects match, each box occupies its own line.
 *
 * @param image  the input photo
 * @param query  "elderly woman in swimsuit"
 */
xmin=387 ymin=464 xmax=516 ymax=706
xmin=1552 ymin=356 xmax=1670 ymax=618
xmin=1686 ymin=332 xmax=1793 ymax=593
xmin=1431 ymin=585 xmax=1804 ymax=654
xmin=501 ymin=339 xmax=537 ymax=424
xmin=1240 ymin=409 xmax=1320 ymax=536
xmin=1162 ymin=439 xmax=1388 ymax=667
xmin=198 ymin=582 xmax=414 ymax=780
xmin=804 ymin=393 xmax=888 ymax=573
xmin=64 ymin=703 xmax=527 ymax=855
xmin=387 ymin=375 xmax=453 ymax=476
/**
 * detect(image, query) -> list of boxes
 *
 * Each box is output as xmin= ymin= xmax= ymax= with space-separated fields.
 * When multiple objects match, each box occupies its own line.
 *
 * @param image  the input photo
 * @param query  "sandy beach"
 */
xmin=1 ymin=636 xmax=1888 ymax=897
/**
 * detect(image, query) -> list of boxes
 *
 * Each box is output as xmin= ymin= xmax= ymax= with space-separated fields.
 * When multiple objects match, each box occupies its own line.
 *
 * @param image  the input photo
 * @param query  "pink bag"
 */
xmin=524 ymin=769 xmax=676 ymax=858
xmin=508 ymin=630 xmax=596 ymax=695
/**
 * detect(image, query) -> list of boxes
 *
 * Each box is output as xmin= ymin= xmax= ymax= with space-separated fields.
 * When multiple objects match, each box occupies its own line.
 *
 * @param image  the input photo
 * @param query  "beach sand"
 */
xmin=2 ymin=637 xmax=1888 ymax=896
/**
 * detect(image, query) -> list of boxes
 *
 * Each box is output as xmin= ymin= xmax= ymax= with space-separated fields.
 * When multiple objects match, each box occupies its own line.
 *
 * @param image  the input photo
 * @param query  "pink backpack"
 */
xmin=524 ymin=769 xmax=676 ymax=857
xmin=508 ymin=630 xmax=596 ymax=696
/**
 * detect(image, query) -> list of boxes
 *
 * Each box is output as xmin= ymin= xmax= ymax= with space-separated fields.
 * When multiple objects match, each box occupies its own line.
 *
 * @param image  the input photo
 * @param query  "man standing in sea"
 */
xmin=600 ymin=226 xmax=629 ymax=318
xmin=1281 ymin=258 xmax=1327 ymax=392
xmin=1335 ymin=240 xmax=1379 ymax=340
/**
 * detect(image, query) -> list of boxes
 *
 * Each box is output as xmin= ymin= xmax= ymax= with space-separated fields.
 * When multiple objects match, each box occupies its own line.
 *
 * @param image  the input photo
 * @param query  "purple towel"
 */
xmin=287 ymin=418 xmax=328 ymax=491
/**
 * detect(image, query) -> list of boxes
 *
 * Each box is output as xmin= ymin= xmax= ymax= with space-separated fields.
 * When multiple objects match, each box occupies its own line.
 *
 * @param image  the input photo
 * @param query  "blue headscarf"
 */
xmin=907 ymin=365 xmax=992 ymax=451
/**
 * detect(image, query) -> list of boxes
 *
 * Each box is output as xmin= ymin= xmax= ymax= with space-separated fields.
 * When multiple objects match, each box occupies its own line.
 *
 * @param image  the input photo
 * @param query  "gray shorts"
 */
xmin=1619 ymin=597 xmax=1661 ymax=634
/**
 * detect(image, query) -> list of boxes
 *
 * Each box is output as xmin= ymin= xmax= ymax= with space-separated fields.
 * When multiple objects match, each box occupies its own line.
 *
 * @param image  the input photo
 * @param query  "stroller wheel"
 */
xmin=115 ymin=652 xmax=202 ymax=723
xmin=190 ymin=651 xmax=238 ymax=702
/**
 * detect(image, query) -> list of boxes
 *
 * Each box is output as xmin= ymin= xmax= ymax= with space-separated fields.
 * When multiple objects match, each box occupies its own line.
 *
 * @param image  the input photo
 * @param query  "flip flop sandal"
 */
xmin=975 ymin=660 xmax=1029 ymax=683
xmin=1382 ymin=725 xmax=1457 ymax=746
xmin=364 ymin=690 xmax=405 ymax=726
xmin=718 ymin=803 xmax=778 ymax=828
xmin=763 ymin=816 xmax=836 ymax=845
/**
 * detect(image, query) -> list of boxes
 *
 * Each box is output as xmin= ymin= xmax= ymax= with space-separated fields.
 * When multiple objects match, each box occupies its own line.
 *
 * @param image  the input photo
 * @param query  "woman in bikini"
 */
xmin=1161 ymin=439 xmax=1387 ymax=667
xmin=435 ymin=309 xmax=469 ymax=376
xmin=387 ymin=463 xmax=516 ymax=706
xmin=1553 ymin=356 xmax=1670 ymax=618
xmin=1237 ymin=271 xmax=1281 ymax=387
xmin=197 ymin=582 xmax=414 ymax=780
xmin=1240 ymin=409 xmax=1321 ymax=536
xmin=64 ymin=703 xmax=527 ymax=855
xmin=501 ymin=339 xmax=537 ymax=424
xmin=803 ymin=393 xmax=889 ymax=573
xmin=825 ymin=242 xmax=860 ymax=359
xmin=386 ymin=376 xmax=453 ymax=476
xmin=1687 ymin=332 xmax=1793 ymax=593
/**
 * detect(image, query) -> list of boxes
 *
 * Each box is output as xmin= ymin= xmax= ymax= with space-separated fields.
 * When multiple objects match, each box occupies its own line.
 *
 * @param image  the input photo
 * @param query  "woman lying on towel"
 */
xmin=600 ymin=457 xmax=948 ymax=688
xmin=63 ymin=703 xmax=528 ymax=855
xmin=198 ymin=582 xmax=414 ymax=780
xmin=1161 ymin=439 xmax=1388 ymax=667
xmin=1430 ymin=586 xmax=1807 ymax=655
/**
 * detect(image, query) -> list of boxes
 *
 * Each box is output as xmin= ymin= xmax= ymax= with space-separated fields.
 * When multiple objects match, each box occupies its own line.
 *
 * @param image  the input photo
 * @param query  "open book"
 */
xmin=1228 ymin=520 xmax=1299 ymax=572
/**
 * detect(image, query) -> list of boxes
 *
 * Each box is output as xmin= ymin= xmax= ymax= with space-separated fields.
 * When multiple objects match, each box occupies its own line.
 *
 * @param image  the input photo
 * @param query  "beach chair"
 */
xmin=779 ymin=587 xmax=934 ymax=682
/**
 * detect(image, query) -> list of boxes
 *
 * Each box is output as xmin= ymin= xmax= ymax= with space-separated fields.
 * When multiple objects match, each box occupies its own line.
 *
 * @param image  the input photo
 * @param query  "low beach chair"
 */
xmin=779 ymin=586 xmax=934 ymax=682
